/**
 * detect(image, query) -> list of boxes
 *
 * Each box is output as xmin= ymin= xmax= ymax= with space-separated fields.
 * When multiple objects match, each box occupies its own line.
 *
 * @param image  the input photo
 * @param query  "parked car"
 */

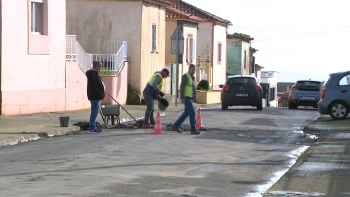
xmin=288 ymin=80 xmax=321 ymax=109
xmin=219 ymin=75 xmax=263 ymax=110
xmin=318 ymin=70 xmax=350 ymax=120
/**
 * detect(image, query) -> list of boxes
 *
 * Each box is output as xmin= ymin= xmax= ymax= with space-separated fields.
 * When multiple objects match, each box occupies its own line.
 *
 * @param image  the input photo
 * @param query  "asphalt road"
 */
xmin=0 ymin=107 xmax=320 ymax=197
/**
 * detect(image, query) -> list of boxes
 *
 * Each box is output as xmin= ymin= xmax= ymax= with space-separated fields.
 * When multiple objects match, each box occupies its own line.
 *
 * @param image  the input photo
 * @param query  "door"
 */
xmin=338 ymin=73 xmax=350 ymax=107
xmin=171 ymin=64 xmax=177 ymax=96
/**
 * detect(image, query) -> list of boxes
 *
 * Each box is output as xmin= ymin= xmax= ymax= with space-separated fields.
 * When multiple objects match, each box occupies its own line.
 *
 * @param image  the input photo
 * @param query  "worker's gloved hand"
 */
xmin=159 ymin=92 xmax=165 ymax=98
xmin=156 ymin=95 xmax=161 ymax=101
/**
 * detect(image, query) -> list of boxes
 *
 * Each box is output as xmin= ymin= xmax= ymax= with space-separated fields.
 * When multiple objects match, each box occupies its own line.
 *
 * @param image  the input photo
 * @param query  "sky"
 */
xmin=186 ymin=0 xmax=350 ymax=83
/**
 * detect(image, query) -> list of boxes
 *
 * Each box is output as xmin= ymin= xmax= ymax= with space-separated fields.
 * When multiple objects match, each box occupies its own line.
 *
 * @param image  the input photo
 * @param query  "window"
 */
xmin=31 ymin=0 xmax=44 ymax=34
xmin=243 ymin=50 xmax=246 ymax=69
xmin=186 ymin=34 xmax=194 ymax=64
xmin=152 ymin=23 xmax=156 ymax=52
xmin=339 ymin=74 xmax=350 ymax=86
xmin=28 ymin=0 xmax=49 ymax=54
xmin=218 ymin=42 xmax=222 ymax=65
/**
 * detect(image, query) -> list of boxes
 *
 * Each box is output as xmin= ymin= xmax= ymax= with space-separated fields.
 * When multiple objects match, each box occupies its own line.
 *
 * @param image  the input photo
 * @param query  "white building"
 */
xmin=261 ymin=71 xmax=278 ymax=107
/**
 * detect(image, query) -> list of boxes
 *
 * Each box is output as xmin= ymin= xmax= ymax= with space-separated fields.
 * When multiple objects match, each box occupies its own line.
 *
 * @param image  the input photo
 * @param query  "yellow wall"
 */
xmin=140 ymin=4 xmax=166 ymax=93
xmin=165 ymin=19 xmax=177 ymax=64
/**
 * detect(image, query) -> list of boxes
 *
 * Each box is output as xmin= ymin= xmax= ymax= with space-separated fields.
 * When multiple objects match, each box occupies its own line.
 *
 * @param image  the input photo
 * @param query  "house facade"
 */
xmin=0 ymin=0 xmax=67 ymax=115
xmin=226 ymin=33 xmax=257 ymax=77
xmin=261 ymin=71 xmax=279 ymax=107
xmin=168 ymin=0 xmax=231 ymax=91
xmin=67 ymin=0 xmax=171 ymax=98
xmin=165 ymin=7 xmax=204 ymax=95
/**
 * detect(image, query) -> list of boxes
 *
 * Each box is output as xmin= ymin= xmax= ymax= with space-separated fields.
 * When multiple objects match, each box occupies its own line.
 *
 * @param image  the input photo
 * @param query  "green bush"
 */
xmin=197 ymin=80 xmax=210 ymax=91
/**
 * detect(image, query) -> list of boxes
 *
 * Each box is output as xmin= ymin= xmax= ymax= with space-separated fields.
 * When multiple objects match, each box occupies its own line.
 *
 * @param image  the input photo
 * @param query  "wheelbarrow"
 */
xmin=99 ymin=104 xmax=121 ymax=126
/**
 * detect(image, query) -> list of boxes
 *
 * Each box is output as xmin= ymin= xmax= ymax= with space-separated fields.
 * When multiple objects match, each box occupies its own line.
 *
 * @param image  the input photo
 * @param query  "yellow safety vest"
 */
xmin=184 ymin=72 xmax=193 ymax=97
xmin=148 ymin=73 xmax=163 ymax=91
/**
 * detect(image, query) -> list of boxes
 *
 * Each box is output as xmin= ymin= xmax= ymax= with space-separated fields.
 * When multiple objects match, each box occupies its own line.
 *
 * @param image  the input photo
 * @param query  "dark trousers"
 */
xmin=172 ymin=98 xmax=196 ymax=130
xmin=144 ymin=94 xmax=155 ymax=124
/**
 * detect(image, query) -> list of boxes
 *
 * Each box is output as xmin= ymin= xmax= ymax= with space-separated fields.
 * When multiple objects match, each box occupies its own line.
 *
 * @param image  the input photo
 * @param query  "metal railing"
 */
xmin=66 ymin=35 xmax=77 ymax=61
xmin=66 ymin=35 xmax=127 ymax=76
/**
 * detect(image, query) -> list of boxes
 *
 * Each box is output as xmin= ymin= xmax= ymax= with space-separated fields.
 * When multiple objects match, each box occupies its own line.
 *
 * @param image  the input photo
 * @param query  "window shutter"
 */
xmin=191 ymin=39 xmax=195 ymax=64
xmin=218 ymin=42 xmax=222 ymax=64
xmin=152 ymin=24 xmax=156 ymax=52
xmin=186 ymin=38 xmax=189 ymax=63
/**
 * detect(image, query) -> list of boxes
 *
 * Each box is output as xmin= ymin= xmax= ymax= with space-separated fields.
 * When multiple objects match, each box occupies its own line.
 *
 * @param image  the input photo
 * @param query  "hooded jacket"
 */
xmin=86 ymin=69 xmax=105 ymax=100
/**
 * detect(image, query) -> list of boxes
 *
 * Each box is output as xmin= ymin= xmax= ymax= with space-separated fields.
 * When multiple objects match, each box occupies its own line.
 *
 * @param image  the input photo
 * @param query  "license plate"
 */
xmin=236 ymin=93 xmax=248 ymax=97
xmin=301 ymin=96 xmax=315 ymax=100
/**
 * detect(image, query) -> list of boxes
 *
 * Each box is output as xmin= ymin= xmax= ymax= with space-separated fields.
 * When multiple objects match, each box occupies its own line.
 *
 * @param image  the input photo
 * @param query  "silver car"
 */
xmin=318 ymin=70 xmax=350 ymax=120
xmin=288 ymin=80 xmax=322 ymax=109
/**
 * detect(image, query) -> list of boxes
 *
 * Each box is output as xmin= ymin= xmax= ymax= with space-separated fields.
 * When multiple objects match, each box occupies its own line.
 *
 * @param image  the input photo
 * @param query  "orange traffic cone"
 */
xmin=152 ymin=112 xmax=164 ymax=134
xmin=195 ymin=108 xmax=204 ymax=128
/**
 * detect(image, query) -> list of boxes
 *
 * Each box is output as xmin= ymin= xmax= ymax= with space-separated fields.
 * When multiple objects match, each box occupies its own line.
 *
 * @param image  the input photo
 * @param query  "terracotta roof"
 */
xmin=167 ymin=0 xmax=231 ymax=25
xmin=144 ymin=0 xmax=173 ymax=6
xmin=166 ymin=7 xmax=205 ymax=22
xmin=227 ymin=33 xmax=254 ymax=42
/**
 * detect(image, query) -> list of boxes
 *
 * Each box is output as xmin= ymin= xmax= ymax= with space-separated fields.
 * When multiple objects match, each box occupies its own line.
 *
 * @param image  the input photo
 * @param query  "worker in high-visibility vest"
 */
xmin=171 ymin=64 xmax=200 ymax=135
xmin=142 ymin=68 xmax=170 ymax=128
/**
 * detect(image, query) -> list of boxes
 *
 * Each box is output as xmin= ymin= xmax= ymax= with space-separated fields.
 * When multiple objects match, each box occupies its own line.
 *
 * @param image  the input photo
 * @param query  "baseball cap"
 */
xmin=162 ymin=68 xmax=170 ymax=77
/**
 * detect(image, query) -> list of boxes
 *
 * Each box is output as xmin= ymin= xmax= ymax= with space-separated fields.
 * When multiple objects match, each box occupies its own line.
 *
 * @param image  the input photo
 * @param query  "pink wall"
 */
xmin=1 ymin=62 xmax=129 ymax=115
xmin=102 ymin=62 xmax=129 ymax=105
xmin=1 ymin=89 xmax=66 ymax=115
xmin=65 ymin=62 xmax=90 ymax=111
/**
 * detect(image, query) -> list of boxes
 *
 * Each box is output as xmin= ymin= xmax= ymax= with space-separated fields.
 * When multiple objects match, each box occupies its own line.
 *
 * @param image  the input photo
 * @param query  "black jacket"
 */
xmin=86 ymin=69 xmax=105 ymax=100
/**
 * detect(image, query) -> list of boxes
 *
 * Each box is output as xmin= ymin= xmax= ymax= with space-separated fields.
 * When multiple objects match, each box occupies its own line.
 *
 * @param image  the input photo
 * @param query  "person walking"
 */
xmin=171 ymin=64 xmax=200 ymax=135
xmin=86 ymin=61 xmax=105 ymax=133
xmin=143 ymin=68 xmax=170 ymax=128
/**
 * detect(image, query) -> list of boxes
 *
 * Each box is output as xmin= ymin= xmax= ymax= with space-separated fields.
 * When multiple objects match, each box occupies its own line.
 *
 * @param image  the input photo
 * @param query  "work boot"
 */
xmin=191 ymin=129 xmax=200 ymax=135
xmin=171 ymin=127 xmax=182 ymax=133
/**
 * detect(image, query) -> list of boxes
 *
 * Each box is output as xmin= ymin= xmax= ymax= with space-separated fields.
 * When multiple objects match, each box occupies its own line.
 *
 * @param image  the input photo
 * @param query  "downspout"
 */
xmin=211 ymin=21 xmax=214 ymax=90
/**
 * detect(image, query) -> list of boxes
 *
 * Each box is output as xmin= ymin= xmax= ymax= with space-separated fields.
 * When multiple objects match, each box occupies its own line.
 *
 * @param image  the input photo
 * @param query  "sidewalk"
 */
xmin=264 ymin=116 xmax=350 ymax=196
xmin=0 ymin=103 xmax=220 ymax=147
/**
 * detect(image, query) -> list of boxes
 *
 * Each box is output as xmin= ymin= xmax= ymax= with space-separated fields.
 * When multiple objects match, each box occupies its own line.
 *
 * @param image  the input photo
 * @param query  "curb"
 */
xmin=0 ymin=126 xmax=81 ymax=147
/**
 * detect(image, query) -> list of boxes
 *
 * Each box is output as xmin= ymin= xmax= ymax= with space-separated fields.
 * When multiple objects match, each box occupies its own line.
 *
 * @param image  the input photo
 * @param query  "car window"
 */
xmin=296 ymin=81 xmax=321 ymax=91
xmin=339 ymin=74 xmax=350 ymax=86
xmin=227 ymin=78 xmax=256 ymax=86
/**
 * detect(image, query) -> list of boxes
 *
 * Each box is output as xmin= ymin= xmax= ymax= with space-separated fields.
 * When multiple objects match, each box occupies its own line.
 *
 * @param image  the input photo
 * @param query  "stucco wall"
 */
xmin=241 ymin=42 xmax=251 ymax=75
xmin=1 ymin=0 xmax=66 ymax=115
xmin=65 ymin=62 xmax=90 ymax=111
xmin=227 ymin=39 xmax=242 ymax=75
xmin=212 ymin=25 xmax=227 ymax=90
xmin=165 ymin=19 xmax=177 ymax=64
xmin=197 ymin=22 xmax=213 ymax=76
xmin=66 ymin=0 xmax=142 ymax=90
xmin=140 ymin=4 xmax=166 ymax=93
xmin=102 ymin=62 xmax=129 ymax=105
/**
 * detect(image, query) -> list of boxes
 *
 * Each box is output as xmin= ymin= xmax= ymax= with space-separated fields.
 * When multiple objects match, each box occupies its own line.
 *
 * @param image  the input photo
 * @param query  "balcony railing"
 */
xmin=66 ymin=35 xmax=128 ymax=76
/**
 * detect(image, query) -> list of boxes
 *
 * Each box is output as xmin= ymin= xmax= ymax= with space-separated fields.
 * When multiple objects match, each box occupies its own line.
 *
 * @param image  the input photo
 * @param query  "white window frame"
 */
xmin=31 ymin=0 xmax=44 ymax=35
xmin=187 ymin=34 xmax=194 ymax=64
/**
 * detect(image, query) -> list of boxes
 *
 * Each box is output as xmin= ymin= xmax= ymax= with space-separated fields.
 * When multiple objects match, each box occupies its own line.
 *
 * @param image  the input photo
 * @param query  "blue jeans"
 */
xmin=172 ymin=98 xmax=196 ymax=130
xmin=89 ymin=100 xmax=101 ymax=131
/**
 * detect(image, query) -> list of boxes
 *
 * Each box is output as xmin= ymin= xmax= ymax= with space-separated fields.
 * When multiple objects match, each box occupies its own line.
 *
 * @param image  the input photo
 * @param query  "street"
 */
xmin=0 ymin=107 xmax=320 ymax=197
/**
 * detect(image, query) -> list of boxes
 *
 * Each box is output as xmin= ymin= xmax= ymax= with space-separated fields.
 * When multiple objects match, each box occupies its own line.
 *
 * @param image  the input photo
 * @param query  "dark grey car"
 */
xmin=318 ymin=70 xmax=350 ymax=120
xmin=219 ymin=75 xmax=262 ymax=110
xmin=288 ymin=80 xmax=321 ymax=109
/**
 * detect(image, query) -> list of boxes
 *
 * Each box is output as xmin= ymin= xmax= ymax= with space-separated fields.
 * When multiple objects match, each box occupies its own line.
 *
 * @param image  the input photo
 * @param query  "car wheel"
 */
xmin=257 ymin=103 xmax=263 ymax=110
xmin=288 ymin=103 xmax=295 ymax=109
xmin=222 ymin=103 xmax=228 ymax=110
xmin=329 ymin=101 xmax=349 ymax=120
